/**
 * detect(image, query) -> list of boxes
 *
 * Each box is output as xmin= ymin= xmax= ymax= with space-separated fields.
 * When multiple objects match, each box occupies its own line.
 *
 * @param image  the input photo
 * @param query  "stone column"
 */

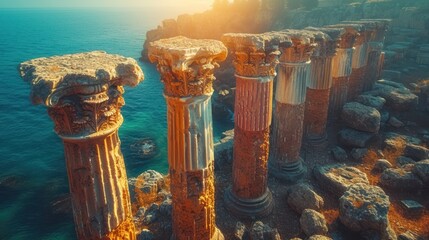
xmin=270 ymin=30 xmax=315 ymax=183
xmin=221 ymin=33 xmax=288 ymax=218
xmin=148 ymin=36 xmax=227 ymax=240
xmin=325 ymin=24 xmax=360 ymax=121
xmin=342 ymin=21 xmax=370 ymax=100
xmin=303 ymin=28 xmax=342 ymax=145
xmin=19 ymin=51 xmax=144 ymax=239
xmin=359 ymin=19 xmax=391 ymax=91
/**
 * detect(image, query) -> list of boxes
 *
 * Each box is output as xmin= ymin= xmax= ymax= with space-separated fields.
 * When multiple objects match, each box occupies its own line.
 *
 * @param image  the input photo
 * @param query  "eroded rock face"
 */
xmin=287 ymin=184 xmax=324 ymax=214
xmin=339 ymin=183 xmax=390 ymax=233
xmin=341 ymin=102 xmax=381 ymax=133
xmin=300 ymin=209 xmax=328 ymax=237
xmin=313 ymin=164 xmax=369 ymax=196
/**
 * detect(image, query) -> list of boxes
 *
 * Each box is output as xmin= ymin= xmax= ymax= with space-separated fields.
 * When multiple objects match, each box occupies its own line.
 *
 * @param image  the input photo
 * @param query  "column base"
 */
xmin=269 ymin=158 xmax=307 ymax=184
xmin=170 ymin=227 xmax=224 ymax=240
xmin=224 ymin=188 xmax=274 ymax=220
xmin=304 ymin=132 xmax=328 ymax=148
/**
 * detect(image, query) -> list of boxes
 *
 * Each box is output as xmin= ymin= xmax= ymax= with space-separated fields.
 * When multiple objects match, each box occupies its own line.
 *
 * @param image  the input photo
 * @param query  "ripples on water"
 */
xmin=0 ymin=8 xmax=233 ymax=239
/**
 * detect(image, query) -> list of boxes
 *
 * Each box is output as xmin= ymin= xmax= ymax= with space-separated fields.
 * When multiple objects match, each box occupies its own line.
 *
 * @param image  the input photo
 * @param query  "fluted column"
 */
xmin=326 ymin=24 xmax=360 ymax=121
xmin=19 ymin=51 xmax=144 ymax=239
xmin=221 ymin=33 xmax=288 ymax=218
xmin=303 ymin=28 xmax=341 ymax=145
xmin=360 ymin=19 xmax=391 ymax=91
xmin=148 ymin=36 xmax=227 ymax=240
xmin=270 ymin=31 xmax=315 ymax=183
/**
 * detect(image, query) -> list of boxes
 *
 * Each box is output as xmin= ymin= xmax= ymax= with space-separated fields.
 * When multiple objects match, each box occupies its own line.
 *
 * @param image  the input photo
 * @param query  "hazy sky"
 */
xmin=0 ymin=0 xmax=213 ymax=9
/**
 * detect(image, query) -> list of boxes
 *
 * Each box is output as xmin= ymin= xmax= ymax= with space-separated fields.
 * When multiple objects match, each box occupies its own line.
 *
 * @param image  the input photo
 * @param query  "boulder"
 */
xmin=143 ymin=203 xmax=159 ymax=225
xmin=300 ymin=209 xmax=328 ymax=237
xmin=159 ymin=198 xmax=172 ymax=217
xmin=404 ymin=144 xmax=429 ymax=161
xmin=341 ymin=102 xmax=380 ymax=133
xmin=138 ymin=229 xmax=154 ymax=240
xmin=356 ymin=95 xmax=386 ymax=110
xmin=313 ymin=164 xmax=369 ymax=196
xmin=380 ymin=165 xmax=423 ymax=190
xmin=234 ymin=221 xmax=248 ymax=240
xmin=129 ymin=170 xmax=165 ymax=195
xmin=287 ymin=183 xmax=324 ymax=214
xmin=331 ymin=146 xmax=348 ymax=162
xmin=337 ymin=128 xmax=375 ymax=148
xmin=339 ymin=183 xmax=391 ymax=235
xmin=396 ymin=156 xmax=415 ymax=166
xmin=351 ymin=148 xmax=368 ymax=162
xmin=373 ymin=81 xmax=418 ymax=111
xmin=388 ymin=116 xmax=405 ymax=128
xmin=249 ymin=221 xmax=281 ymax=240
xmin=374 ymin=159 xmax=393 ymax=173
xmin=413 ymin=159 xmax=429 ymax=184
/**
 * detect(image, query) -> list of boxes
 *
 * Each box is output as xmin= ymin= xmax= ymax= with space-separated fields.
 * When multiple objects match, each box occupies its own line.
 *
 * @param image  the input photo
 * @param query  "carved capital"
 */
xmin=278 ymin=29 xmax=317 ymax=63
xmin=305 ymin=27 xmax=344 ymax=58
xmin=222 ymin=32 xmax=292 ymax=77
xmin=19 ymin=51 xmax=144 ymax=139
xmin=148 ymin=36 xmax=227 ymax=98
xmin=326 ymin=24 xmax=363 ymax=49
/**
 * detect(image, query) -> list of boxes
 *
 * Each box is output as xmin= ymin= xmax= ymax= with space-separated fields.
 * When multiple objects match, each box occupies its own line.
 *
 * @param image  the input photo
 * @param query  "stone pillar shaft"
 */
xmin=19 ymin=51 xmax=144 ymax=240
xmin=148 ymin=36 xmax=226 ymax=240
xmin=348 ymin=37 xmax=368 ymax=100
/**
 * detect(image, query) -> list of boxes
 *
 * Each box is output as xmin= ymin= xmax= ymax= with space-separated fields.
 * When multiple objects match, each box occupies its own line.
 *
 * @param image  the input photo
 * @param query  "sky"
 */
xmin=0 ymin=0 xmax=213 ymax=10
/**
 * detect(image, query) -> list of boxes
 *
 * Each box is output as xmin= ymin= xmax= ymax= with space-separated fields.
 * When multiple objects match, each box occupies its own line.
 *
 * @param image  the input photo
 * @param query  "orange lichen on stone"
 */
xmin=271 ymin=102 xmax=305 ymax=163
xmin=170 ymin=163 xmax=216 ymax=240
xmin=232 ymin=127 xmax=270 ymax=199
xmin=321 ymin=209 xmax=340 ymax=225
xmin=304 ymin=88 xmax=331 ymax=140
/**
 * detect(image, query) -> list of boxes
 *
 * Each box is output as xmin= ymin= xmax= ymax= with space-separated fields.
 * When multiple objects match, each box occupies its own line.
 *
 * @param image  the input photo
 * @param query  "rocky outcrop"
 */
xmin=341 ymin=102 xmax=381 ymax=133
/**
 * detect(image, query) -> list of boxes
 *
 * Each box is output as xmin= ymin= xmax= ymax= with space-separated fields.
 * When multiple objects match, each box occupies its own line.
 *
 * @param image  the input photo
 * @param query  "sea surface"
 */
xmin=0 ymin=8 xmax=232 ymax=239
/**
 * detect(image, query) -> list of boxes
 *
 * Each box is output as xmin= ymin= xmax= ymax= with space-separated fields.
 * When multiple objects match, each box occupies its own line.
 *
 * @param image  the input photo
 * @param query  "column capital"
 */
xmin=148 ymin=36 xmax=227 ymax=98
xmin=359 ymin=19 xmax=391 ymax=42
xmin=278 ymin=29 xmax=317 ymax=63
xmin=19 ymin=51 xmax=144 ymax=139
xmin=342 ymin=21 xmax=377 ymax=44
xmin=326 ymin=24 xmax=362 ymax=48
xmin=305 ymin=27 xmax=344 ymax=58
xmin=222 ymin=32 xmax=290 ymax=77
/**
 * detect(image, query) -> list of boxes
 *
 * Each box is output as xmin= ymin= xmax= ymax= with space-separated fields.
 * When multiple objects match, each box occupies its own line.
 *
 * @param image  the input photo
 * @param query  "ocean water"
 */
xmin=0 ymin=8 xmax=232 ymax=239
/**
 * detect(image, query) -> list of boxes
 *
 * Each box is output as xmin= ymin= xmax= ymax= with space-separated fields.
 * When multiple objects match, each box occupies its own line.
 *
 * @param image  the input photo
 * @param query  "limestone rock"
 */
xmin=313 ymin=164 xmax=369 ymax=196
xmin=337 ymin=128 xmax=375 ymax=148
xmin=19 ymin=51 xmax=144 ymax=106
xmin=374 ymin=159 xmax=393 ymax=172
xmin=341 ymin=102 xmax=381 ymax=133
xmin=339 ymin=183 xmax=390 ymax=233
xmin=413 ymin=159 xmax=429 ymax=184
xmin=307 ymin=235 xmax=332 ymax=240
xmin=404 ymin=144 xmax=429 ymax=161
xmin=356 ymin=95 xmax=386 ymax=110
xmin=331 ymin=146 xmax=348 ymax=162
xmin=249 ymin=221 xmax=281 ymax=240
xmin=387 ymin=116 xmax=404 ymax=128
xmin=234 ymin=221 xmax=248 ymax=240
xmin=373 ymin=81 xmax=418 ymax=111
xmin=287 ymin=183 xmax=324 ymax=214
xmin=351 ymin=148 xmax=368 ymax=162
xmin=396 ymin=156 xmax=415 ymax=166
xmin=129 ymin=170 xmax=165 ymax=195
xmin=300 ymin=209 xmax=328 ymax=237
xmin=380 ymin=165 xmax=423 ymax=190
xmin=138 ymin=229 xmax=155 ymax=240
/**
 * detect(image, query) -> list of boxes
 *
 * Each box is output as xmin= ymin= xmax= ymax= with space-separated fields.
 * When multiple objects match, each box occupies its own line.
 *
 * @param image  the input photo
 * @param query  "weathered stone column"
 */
xmin=303 ymin=27 xmax=342 ymax=145
xmin=270 ymin=30 xmax=315 ymax=183
xmin=222 ymin=33 xmax=287 ymax=218
xmin=325 ymin=24 xmax=360 ymax=121
xmin=342 ymin=21 xmax=370 ymax=100
xmin=148 ymin=36 xmax=226 ymax=240
xmin=359 ymin=19 xmax=391 ymax=91
xmin=19 ymin=51 xmax=144 ymax=239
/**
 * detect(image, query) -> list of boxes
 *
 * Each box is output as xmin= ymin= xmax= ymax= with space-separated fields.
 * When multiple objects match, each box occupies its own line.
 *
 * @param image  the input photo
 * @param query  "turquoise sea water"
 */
xmin=0 ymin=8 xmax=232 ymax=239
